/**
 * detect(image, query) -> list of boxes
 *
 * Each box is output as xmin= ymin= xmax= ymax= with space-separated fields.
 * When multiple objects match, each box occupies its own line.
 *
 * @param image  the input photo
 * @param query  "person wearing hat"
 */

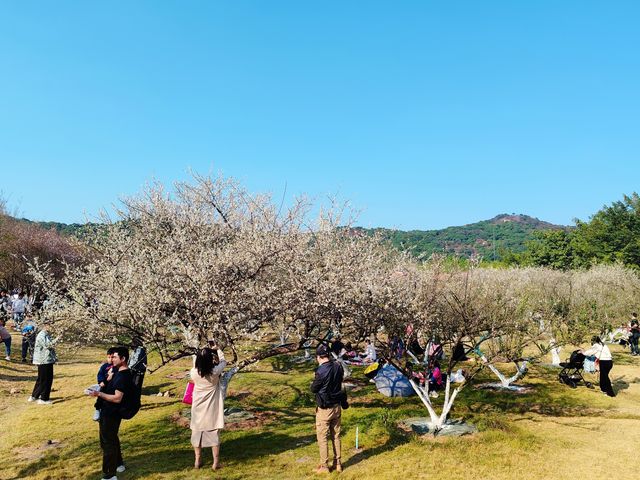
xmin=310 ymin=344 xmax=345 ymax=474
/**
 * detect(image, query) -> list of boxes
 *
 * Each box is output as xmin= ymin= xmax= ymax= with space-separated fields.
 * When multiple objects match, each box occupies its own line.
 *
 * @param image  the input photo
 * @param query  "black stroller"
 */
xmin=558 ymin=350 xmax=594 ymax=389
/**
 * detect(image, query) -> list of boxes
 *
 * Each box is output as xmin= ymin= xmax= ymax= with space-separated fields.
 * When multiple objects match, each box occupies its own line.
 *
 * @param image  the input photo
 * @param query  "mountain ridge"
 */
xmin=20 ymin=213 xmax=567 ymax=261
xmin=356 ymin=213 xmax=567 ymax=260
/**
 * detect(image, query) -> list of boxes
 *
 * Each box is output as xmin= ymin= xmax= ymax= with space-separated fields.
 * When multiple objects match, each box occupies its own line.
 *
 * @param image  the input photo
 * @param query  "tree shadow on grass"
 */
xmin=141 ymin=382 xmax=173 ymax=395
xmin=269 ymin=355 xmax=316 ymax=373
xmin=0 ymin=374 xmax=37 ymax=382
xmin=0 ymin=363 xmax=23 ymax=371
xmin=341 ymin=426 xmax=408 ymax=470
xmin=460 ymin=372 xmax=607 ymax=419
xmin=9 ymin=429 xmax=321 ymax=479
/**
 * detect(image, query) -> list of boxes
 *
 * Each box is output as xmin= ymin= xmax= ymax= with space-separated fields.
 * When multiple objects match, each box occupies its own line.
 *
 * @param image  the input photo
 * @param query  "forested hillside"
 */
xmin=358 ymin=214 xmax=566 ymax=260
xmin=16 ymin=214 xmax=564 ymax=262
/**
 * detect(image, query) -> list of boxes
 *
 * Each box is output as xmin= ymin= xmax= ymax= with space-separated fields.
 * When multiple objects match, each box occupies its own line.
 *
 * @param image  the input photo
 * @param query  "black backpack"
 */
xmin=119 ymin=347 xmax=147 ymax=420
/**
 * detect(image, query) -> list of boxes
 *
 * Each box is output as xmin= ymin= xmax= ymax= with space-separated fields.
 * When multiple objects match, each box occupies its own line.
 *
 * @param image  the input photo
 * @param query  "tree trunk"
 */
xmin=480 ymin=355 xmax=527 ymax=387
xmin=550 ymin=339 xmax=561 ymax=366
xmin=408 ymin=376 xmax=462 ymax=432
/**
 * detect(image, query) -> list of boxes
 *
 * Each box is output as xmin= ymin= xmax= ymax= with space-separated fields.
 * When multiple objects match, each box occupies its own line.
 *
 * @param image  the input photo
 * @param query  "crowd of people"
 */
xmin=0 ymin=289 xmax=42 ymax=363
xmin=2 ymin=285 xmax=639 ymax=478
xmin=605 ymin=312 xmax=640 ymax=355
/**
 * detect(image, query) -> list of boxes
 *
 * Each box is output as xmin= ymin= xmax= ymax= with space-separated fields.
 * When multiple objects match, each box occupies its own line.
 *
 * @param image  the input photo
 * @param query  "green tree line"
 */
xmin=505 ymin=193 xmax=640 ymax=270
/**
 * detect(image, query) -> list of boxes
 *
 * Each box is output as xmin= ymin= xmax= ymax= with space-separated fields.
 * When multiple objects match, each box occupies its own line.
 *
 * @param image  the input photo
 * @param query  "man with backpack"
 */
xmin=90 ymin=346 xmax=138 ymax=480
xmin=310 ymin=344 xmax=347 ymax=474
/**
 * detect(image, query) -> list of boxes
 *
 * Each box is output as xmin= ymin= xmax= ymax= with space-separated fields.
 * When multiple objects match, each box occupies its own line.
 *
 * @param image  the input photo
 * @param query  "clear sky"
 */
xmin=1 ymin=1 xmax=638 ymax=229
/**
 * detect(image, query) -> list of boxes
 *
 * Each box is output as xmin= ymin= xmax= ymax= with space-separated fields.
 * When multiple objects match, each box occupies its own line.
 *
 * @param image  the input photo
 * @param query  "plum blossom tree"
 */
xmin=29 ymin=174 xmax=409 ymax=388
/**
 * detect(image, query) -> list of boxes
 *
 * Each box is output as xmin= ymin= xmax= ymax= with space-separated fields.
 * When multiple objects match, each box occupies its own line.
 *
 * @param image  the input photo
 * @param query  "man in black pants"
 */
xmin=90 ymin=347 xmax=135 ymax=480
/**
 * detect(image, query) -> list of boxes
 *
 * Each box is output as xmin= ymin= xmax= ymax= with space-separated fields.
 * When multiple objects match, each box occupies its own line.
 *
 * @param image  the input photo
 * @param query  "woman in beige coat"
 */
xmin=190 ymin=346 xmax=226 ymax=470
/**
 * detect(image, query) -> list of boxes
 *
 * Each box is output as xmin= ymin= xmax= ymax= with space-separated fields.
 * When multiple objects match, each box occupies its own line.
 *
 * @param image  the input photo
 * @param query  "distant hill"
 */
xmin=21 ymin=213 xmax=566 ymax=261
xmin=18 ymin=218 xmax=103 ymax=240
xmin=358 ymin=214 xmax=567 ymax=260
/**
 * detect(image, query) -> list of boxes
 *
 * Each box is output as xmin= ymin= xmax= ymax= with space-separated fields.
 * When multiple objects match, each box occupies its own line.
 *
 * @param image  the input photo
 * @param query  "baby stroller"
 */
xmin=558 ymin=350 xmax=594 ymax=389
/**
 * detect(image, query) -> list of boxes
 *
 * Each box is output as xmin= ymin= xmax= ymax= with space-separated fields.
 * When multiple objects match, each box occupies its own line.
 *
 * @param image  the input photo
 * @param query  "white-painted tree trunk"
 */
xmin=480 ymin=355 xmax=528 ymax=387
xmin=408 ymin=376 xmax=462 ymax=432
xmin=550 ymin=339 xmax=561 ymax=366
xmin=407 ymin=349 xmax=423 ymax=365
xmin=331 ymin=352 xmax=351 ymax=379
xmin=220 ymin=365 xmax=240 ymax=399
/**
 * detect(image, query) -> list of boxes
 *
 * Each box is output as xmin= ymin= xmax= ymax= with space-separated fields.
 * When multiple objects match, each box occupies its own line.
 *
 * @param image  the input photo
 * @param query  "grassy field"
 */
xmin=1 ymin=332 xmax=640 ymax=480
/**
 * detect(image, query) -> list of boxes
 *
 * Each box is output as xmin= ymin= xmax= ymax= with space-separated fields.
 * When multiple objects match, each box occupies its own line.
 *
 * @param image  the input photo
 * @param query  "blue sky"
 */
xmin=1 ymin=1 xmax=638 ymax=229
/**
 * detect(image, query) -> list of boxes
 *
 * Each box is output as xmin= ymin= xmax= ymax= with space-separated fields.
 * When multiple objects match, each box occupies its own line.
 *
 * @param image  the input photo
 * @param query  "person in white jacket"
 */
xmin=582 ymin=336 xmax=615 ymax=397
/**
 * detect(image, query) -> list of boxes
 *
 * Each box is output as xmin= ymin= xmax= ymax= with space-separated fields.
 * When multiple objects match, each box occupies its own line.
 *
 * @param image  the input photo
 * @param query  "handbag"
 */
xmin=182 ymin=382 xmax=194 ymax=405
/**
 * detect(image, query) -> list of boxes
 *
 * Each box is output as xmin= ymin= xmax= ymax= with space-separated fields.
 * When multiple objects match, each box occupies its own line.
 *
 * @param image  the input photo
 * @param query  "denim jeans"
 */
xmin=2 ymin=336 xmax=11 ymax=356
xmin=12 ymin=312 xmax=24 ymax=327
xmin=630 ymin=333 xmax=640 ymax=355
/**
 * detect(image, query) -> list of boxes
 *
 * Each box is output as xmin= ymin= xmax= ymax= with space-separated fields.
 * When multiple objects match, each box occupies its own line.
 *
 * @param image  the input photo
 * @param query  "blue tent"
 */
xmin=374 ymin=364 xmax=415 ymax=397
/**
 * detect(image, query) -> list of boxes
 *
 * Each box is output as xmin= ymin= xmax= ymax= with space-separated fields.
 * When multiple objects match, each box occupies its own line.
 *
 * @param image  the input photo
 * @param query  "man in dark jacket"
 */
xmin=90 ymin=346 xmax=135 ymax=480
xmin=310 ymin=344 xmax=344 ymax=474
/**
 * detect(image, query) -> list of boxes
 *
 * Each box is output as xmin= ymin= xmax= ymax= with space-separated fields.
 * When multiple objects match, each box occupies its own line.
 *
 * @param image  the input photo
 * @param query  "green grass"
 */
xmin=2 ymin=335 xmax=640 ymax=480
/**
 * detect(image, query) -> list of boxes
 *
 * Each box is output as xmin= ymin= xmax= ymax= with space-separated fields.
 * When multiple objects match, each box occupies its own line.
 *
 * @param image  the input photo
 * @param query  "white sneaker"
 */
xmin=37 ymin=399 xmax=53 ymax=405
xmin=93 ymin=409 xmax=101 ymax=421
xmin=116 ymin=464 xmax=126 ymax=473
xmin=4 ymin=356 xmax=10 ymax=361
xmin=27 ymin=396 xmax=36 ymax=402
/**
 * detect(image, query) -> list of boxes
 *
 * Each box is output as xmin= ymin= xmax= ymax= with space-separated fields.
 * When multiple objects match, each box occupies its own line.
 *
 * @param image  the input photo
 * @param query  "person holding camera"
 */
xmin=310 ymin=344 xmax=348 ymax=474
xmin=189 ymin=345 xmax=227 ymax=471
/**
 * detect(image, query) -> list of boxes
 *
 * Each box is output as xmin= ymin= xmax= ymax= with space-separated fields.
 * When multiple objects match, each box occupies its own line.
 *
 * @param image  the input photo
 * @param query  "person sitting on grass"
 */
xmin=330 ymin=336 xmax=345 ymax=359
xmin=342 ymin=342 xmax=357 ymax=359
xmin=428 ymin=360 xmax=444 ymax=395
xmin=362 ymin=338 xmax=377 ymax=363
